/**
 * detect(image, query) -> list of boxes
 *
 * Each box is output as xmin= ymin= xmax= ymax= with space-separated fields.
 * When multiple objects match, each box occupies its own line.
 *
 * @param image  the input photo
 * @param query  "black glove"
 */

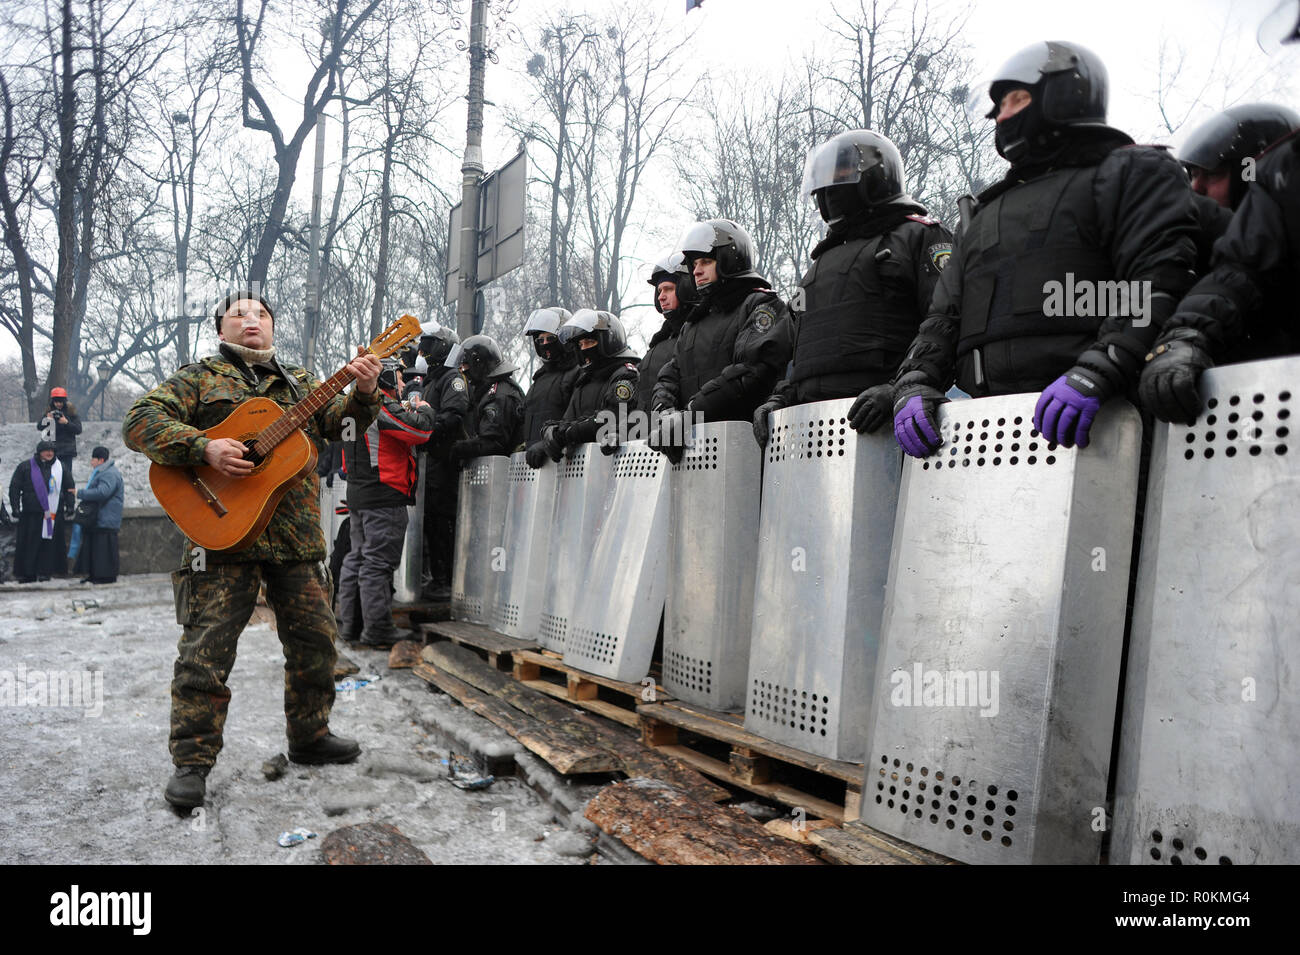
xmin=543 ymin=423 xmax=569 ymax=461
xmin=751 ymin=395 xmax=785 ymax=448
xmin=648 ymin=409 xmax=687 ymax=464
xmin=847 ymin=384 xmax=893 ymax=434
xmin=1139 ymin=328 xmax=1214 ymax=425
xmin=599 ymin=436 xmax=620 ymax=456
xmin=450 ymin=438 xmax=482 ymax=462
xmin=525 ymin=441 xmax=550 ymax=469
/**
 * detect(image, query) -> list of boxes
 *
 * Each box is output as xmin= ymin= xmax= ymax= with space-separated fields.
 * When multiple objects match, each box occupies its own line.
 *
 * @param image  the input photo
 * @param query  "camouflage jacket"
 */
xmin=123 ymin=349 xmax=381 ymax=567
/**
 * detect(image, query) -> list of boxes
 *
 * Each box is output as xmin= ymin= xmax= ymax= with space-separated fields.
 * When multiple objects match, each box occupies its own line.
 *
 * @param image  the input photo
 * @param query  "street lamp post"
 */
xmin=97 ymin=362 xmax=110 ymax=420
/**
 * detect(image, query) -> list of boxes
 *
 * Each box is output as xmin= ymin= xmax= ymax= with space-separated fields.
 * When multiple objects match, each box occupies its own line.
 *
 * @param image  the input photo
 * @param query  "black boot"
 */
xmin=164 ymin=766 xmax=209 ymax=809
xmin=288 ymin=731 xmax=361 ymax=765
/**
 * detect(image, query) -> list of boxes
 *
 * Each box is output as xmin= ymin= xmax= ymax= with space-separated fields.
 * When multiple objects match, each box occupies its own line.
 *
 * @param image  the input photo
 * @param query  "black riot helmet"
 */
xmin=448 ymin=334 xmax=517 ymax=383
xmin=647 ymin=251 xmax=697 ymax=314
xmin=418 ymin=321 xmax=460 ymax=368
xmin=1180 ymin=103 xmax=1300 ymax=207
xmin=679 ymin=219 xmax=762 ymax=282
xmin=557 ymin=309 xmax=631 ymax=364
xmin=801 ymin=129 xmax=907 ymax=226
xmin=523 ymin=306 xmax=572 ymax=363
xmin=982 ymin=41 xmax=1109 ymax=126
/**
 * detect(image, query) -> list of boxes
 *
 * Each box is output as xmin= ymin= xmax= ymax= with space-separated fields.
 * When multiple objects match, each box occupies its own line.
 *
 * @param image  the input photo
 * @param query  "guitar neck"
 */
xmin=254 ymin=362 xmax=359 ymax=452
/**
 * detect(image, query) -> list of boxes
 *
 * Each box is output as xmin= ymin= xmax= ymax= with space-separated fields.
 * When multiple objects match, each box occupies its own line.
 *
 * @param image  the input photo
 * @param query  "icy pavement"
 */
xmin=0 ymin=574 xmax=593 ymax=864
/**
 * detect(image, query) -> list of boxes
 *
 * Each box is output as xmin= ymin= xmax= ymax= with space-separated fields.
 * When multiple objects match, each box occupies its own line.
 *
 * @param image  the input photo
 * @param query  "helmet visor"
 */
xmin=680 ymin=221 xmax=723 ymax=258
xmin=558 ymin=308 xmax=601 ymax=346
xmin=524 ymin=308 xmax=563 ymax=336
xmin=800 ymin=139 xmax=869 ymax=197
xmin=1259 ymin=0 xmax=1299 ymax=52
xmin=444 ymin=343 xmax=463 ymax=369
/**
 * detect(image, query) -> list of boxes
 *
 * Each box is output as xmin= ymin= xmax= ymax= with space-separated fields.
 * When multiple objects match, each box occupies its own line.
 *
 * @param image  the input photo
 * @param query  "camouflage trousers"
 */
xmin=169 ymin=560 xmax=338 ymax=767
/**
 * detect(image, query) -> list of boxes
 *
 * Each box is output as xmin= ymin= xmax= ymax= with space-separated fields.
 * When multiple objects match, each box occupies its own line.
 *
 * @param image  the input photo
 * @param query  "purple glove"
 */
xmin=893 ymin=391 xmax=946 ymax=458
xmin=1033 ymin=371 xmax=1104 ymax=448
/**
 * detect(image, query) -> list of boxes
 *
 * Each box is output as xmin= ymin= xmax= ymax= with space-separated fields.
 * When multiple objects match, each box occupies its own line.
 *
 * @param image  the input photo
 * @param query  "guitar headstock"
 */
xmin=366 ymin=314 xmax=424 ymax=360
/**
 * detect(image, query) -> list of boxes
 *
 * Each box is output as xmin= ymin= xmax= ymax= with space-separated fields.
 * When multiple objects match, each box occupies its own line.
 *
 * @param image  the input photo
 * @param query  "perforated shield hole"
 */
xmin=1182 ymin=389 xmax=1291 ymax=462
xmin=749 ymin=680 xmax=832 ymax=737
xmin=540 ymin=612 xmax=568 ymax=645
xmin=567 ymin=625 xmax=619 ymax=665
xmin=614 ymin=445 xmax=662 ymax=479
xmin=1146 ymin=828 xmax=1231 ymax=865
xmin=560 ymin=452 xmax=587 ymax=478
xmin=666 ymin=649 xmax=714 ymax=695
xmin=874 ymin=756 xmax=1017 ymax=848
xmin=674 ymin=434 xmax=721 ymax=471
xmin=493 ymin=601 xmax=520 ymax=631
xmin=919 ymin=415 xmax=1059 ymax=471
xmin=766 ymin=415 xmax=850 ymax=464
xmin=508 ymin=459 xmax=538 ymax=483
xmin=469 ymin=462 xmax=493 ymax=485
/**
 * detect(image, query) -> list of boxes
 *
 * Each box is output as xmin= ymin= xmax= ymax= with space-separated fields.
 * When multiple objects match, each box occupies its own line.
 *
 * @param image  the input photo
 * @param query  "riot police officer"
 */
xmin=886 ymin=40 xmax=1198 ymax=456
xmin=651 ymin=219 xmax=792 ymax=460
xmin=417 ymin=322 xmax=468 ymax=601
xmin=1139 ymin=13 xmax=1300 ymax=422
xmin=752 ymin=129 xmax=953 ymax=446
xmin=1179 ymin=103 xmax=1300 ymax=273
xmin=522 ymin=306 xmax=579 ymax=468
xmin=636 ymin=252 xmax=696 ymax=414
xmin=450 ymin=334 xmax=526 ymax=460
xmin=540 ymin=309 xmax=640 ymax=459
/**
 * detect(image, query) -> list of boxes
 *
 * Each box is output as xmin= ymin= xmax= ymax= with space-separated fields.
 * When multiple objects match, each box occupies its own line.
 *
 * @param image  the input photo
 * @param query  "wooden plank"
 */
xmin=840 ymin=820 xmax=955 ymax=865
xmin=640 ymin=701 xmax=863 ymax=784
xmin=520 ymin=679 xmax=641 ymax=728
xmin=514 ymin=649 xmax=670 ymax=701
xmin=764 ymin=817 xmax=837 ymax=845
xmin=387 ymin=640 xmax=423 ymax=669
xmin=321 ymin=822 xmax=433 ymax=865
xmin=411 ymin=663 xmax=617 ymax=775
xmin=584 ymin=779 xmax=823 ymax=865
xmin=653 ymin=744 xmax=844 ymax=824
xmin=423 ymin=643 xmax=728 ymax=802
xmin=420 ymin=620 xmax=538 ymax=655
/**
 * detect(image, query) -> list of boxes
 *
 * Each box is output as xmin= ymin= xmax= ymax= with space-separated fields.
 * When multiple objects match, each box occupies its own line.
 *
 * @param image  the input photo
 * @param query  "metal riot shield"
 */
xmin=1112 ymin=358 xmax=1300 ymax=865
xmin=564 ymin=440 xmax=670 ymax=683
xmin=744 ymin=398 xmax=901 ymax=760
xmin=537 ymin=445 xmax=614 ymax=651
xmin=665 ymin=420 xmax=761 ymax=711
xmin=450 ymin=456 xmax=510 ymax=625
xmin=859 ymin=395 xmax=1141 ymax=865
xmin=489 ymin=452 xmax=559 ymax=639
xmin=393 ymin=457 xmax=426 ymax=605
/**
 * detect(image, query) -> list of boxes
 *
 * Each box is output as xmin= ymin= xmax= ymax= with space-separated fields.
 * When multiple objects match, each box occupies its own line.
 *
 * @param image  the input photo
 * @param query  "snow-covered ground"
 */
xmin=0 ymin=573 xmax=594 ymax=864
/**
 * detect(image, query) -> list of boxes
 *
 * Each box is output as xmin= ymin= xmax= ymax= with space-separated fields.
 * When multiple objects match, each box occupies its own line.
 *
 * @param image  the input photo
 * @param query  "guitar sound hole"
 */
xmin=238 ymin=434 xmax=272 ymax=475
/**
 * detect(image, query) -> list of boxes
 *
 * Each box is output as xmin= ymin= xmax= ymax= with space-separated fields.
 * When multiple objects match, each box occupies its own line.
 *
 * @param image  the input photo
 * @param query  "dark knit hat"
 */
xmin=213 ymin=289 xmax=275 ymax=335
xmin=92 ymin=446 xmax=110 ymax=460
xmin=35 ymin=440 xmax=56 ymax=453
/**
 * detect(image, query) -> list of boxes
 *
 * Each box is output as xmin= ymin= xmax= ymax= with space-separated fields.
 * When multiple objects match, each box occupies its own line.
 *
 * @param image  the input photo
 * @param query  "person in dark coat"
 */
xmin=8 ymin=440 xmax=74 ymax=583
xmin=74 ymin=446 xmax=124 ymax=584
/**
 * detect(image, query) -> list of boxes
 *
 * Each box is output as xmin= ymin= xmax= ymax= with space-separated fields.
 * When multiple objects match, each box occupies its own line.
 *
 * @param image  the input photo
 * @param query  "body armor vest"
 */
xmin=791 ymin=233 xmax=919 ymax=382
xmin=523 ymin=363 xmax=575 ymax=445
xmin=957 ymin=166 xmax=1113 ymax=356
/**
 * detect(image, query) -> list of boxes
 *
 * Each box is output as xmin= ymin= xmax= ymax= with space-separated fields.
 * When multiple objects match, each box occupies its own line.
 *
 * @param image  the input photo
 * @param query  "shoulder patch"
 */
xmin=927 ymin=243 xmax=953 ymax=271
xmin=451 ymin=376 xmax=466 ymax=392
xmin=614 ymin=381 xmax=634 ymax=402
xmin=907 ymin=214 xmax=939 ymax=226
xmin=752 ymin=304 xmax=776 ymax=331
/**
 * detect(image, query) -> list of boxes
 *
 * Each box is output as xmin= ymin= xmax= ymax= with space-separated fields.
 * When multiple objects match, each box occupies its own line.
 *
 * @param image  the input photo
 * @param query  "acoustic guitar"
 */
xmin=150 ymin=314 xmax=422 ymax=553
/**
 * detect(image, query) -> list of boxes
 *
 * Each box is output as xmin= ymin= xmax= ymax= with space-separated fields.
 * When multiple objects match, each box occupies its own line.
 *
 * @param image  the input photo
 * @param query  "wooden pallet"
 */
xmin=637 ymin=699 xmax=863 ymax=826
xmin=419 ymin=620 xmax=537 ymax=670
xmin=807 ymin=821 xmax=955 ymax=866
xmin=512 ymin=649 xmax=671 ymax=729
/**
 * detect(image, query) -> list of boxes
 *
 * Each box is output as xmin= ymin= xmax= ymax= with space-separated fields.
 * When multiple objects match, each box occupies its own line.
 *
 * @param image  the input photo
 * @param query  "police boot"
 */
xmin=288 ymin=731 xmax=361 ymax=766
xmin=164 ymin=766 xmax=209 ymax=809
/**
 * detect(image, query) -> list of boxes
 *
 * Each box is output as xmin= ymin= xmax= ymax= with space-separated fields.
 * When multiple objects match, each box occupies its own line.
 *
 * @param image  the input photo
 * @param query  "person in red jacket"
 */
xmin=336 ymin=359 xmax=434 ymax=646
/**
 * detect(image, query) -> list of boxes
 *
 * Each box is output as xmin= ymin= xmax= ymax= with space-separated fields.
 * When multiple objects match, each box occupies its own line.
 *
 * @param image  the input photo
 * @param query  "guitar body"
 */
xmin=149 ymin=397 xmax=319 ymax=553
